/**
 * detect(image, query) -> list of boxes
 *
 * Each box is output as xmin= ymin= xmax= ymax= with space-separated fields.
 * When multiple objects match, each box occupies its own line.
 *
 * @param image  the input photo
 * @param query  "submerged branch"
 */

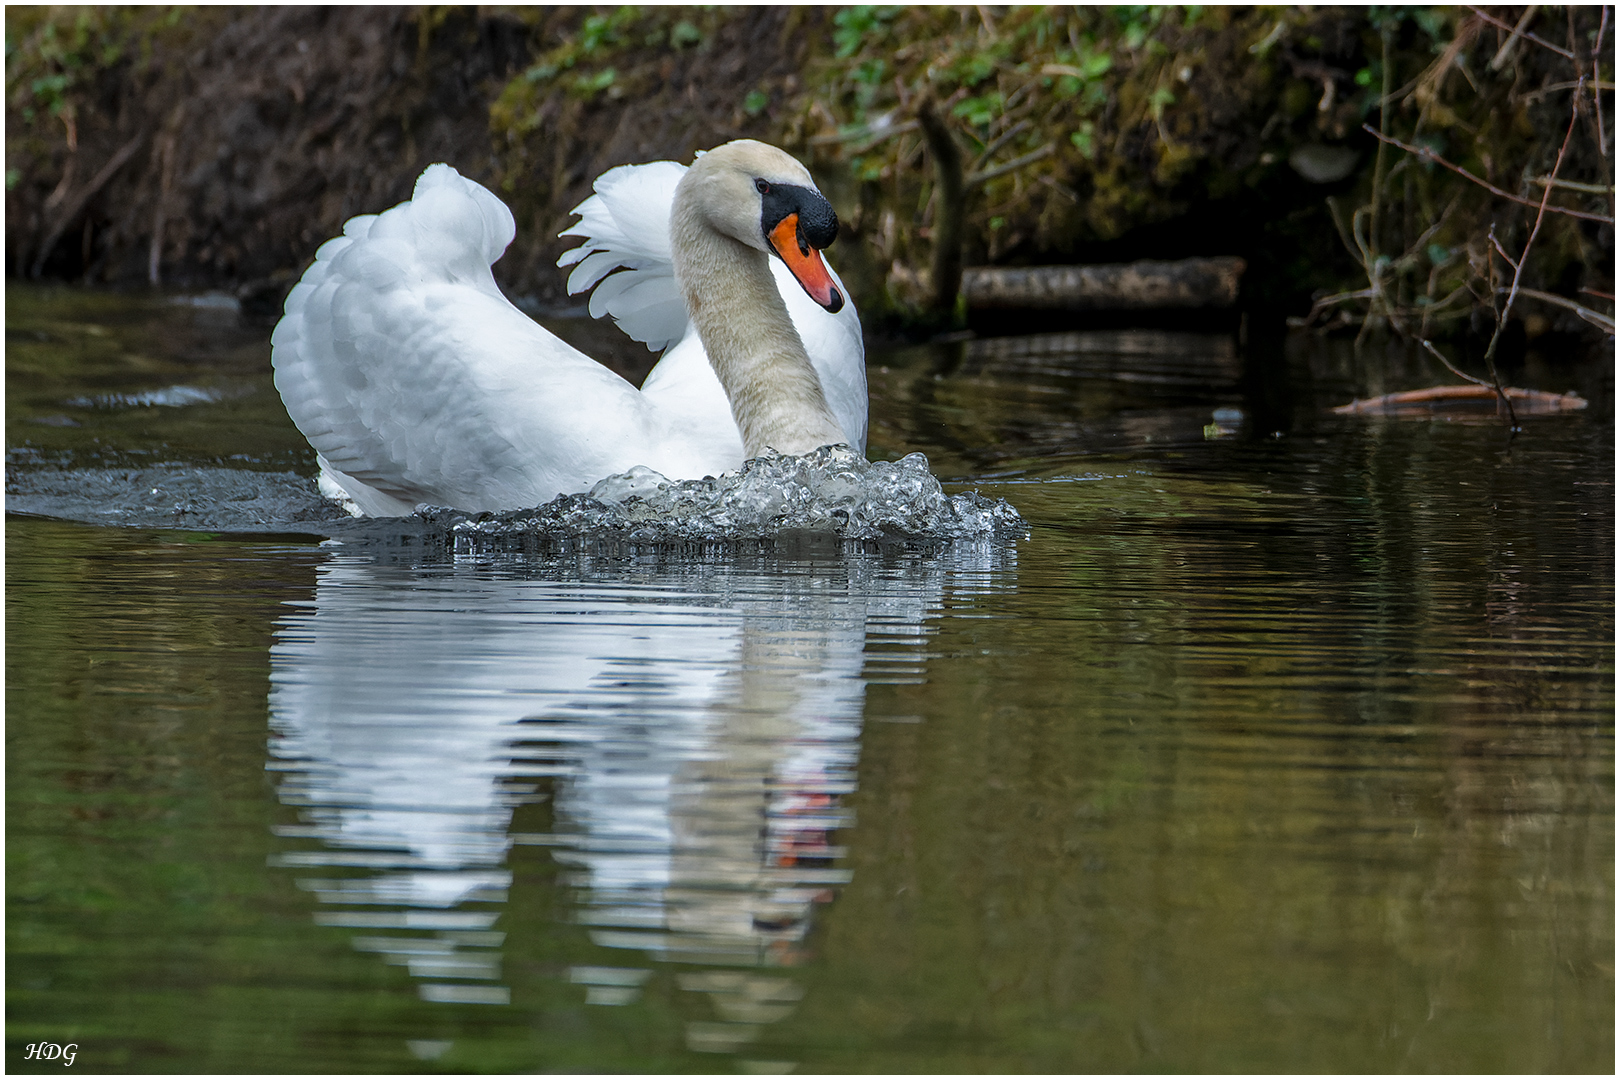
xmin=1333 ymin=384 xmax=1588 ymax=414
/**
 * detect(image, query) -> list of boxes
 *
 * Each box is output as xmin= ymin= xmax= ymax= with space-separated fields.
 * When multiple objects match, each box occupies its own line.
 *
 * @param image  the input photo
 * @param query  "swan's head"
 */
xmin=680 ymin=140 xmax=845 ymax=314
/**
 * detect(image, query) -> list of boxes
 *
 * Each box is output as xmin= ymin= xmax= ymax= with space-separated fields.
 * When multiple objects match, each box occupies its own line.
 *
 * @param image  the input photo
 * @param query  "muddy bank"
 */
xmin=4 ymin=7 xmax=822 ymax=316
xmin=7 ymin=8 xmax=527 ymax=307
xmin=5 ymin=5 xmax=1612 ymax=346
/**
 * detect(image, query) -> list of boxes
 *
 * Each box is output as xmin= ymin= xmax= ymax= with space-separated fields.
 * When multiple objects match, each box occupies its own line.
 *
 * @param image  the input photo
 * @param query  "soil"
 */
xmin=5 ymin=6 xmax=1609 ymax=354
xmin=4 ymin=7 xmax=820 ymax=323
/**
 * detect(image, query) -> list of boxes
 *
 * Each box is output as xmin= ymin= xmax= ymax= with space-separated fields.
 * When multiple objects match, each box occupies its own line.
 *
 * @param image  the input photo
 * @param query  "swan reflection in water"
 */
xmin=267 ymin=544 xmax=1011 ymax=1060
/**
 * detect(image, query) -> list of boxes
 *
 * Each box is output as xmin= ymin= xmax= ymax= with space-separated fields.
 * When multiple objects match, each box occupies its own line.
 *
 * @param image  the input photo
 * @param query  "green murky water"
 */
xmin=7 ymin=284 xmax=1613 ymax=1072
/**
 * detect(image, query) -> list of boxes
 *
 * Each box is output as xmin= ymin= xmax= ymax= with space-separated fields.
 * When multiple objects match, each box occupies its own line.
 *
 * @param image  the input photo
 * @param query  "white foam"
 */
xmin=447 ymin=446 xmax=1024 ymax=543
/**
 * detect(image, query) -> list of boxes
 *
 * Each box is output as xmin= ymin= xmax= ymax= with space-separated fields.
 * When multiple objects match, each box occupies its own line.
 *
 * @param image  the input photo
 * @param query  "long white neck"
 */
xmin=670 ymin=204 xmax=846 ymax=457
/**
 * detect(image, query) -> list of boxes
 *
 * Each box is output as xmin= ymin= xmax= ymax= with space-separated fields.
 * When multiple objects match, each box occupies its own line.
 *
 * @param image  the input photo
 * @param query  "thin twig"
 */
xmin=1362 ymin=125 xmax=1613 ymax=223
xmin=1476 ymin=77 xmax=1586 ymax=425
xmin=1530 ymin=175 xmax=1614 ymax=194
xmin=1517 ymin=78 xmax=1615 ymax=101
xmin=30 ymin=132 xmax=146 ymax=278
xmin=1369 ymin=21 xmax=1394 ymax=269
xmin=1595 ymin=6 xmax=1610 ymax=157
xmin=1507 ymin=286 xmax=1617 ymax=331
xmin=1497 ymin=79 xmax=1583 ymax=321
xmin=1411 ymin=197 xmax=1457 ymax=253
xmin=1035 ymin=172 xmax=1079 ymax=202
xmin=1467 ymin=5 xmax=1574 ymax=59
xmin=970 ymin=119 xmax=1030 ymax=173
xmin=1489 ymin=225 xmax=1519 ymax=269
xmin=807 ymin=118 xmax=920 ymax=148
xmin=1308 ymin=287 xmax=1379 ymax=318
xmin=965 ymin=143 xmax=1054 ymax=188
xmin=1325 ymin=197 xmax=1358 ymax=263
xmin=1418 ymin=338 xmax=1496 ymax=389
xmin=1420 ymin=284 xmax=1482 ymax=328
xmin=1489 ymin=4 xmax=1541 ymax=70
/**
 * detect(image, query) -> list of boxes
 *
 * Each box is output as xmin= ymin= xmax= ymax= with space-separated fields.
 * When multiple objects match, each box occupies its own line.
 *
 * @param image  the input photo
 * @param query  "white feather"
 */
xmin=273 ymin=158 xmax=866 ymax=517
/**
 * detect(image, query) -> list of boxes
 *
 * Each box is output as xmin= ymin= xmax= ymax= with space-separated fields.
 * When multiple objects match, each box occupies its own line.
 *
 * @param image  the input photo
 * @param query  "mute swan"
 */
xmin=271 ymin=140 xmax=866 ymax=517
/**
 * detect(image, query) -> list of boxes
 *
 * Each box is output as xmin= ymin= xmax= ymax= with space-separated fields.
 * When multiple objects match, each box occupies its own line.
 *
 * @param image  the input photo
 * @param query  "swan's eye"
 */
xmin=755 ymin=179 xmax=771 ymax=195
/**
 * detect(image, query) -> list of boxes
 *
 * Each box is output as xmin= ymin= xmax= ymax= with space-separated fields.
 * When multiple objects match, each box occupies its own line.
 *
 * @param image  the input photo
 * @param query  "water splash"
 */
xmin=448 ymin=446 xmax=1025 ymax=546
xmin=6 ymin=447 xmax=1024 ymax=546
xmin=65 ymin=384 xmax=237 ymax=409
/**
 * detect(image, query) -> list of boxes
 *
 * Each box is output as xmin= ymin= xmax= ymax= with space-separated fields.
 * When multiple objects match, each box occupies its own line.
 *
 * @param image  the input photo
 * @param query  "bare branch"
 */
xmin=1334 ymin=384 xmax=1587 ymax=414
xmin=1362 ymin=125 xmax=1614 ymax=223
xmin=1498 ymin=79 xmax=1583 ymax=321
xmin=1489 ymin=4 xmax=1543 ymax=69
xmin=1507 ymin=286 xmax=1617 ymax=331
xmin=970 ymin=119 xmax=1031 ymax=173
xmin=1401 ymin=14 xmax=1480 ymax=109
xmin=30 ymin=132 xmax=147 ymax=278
xmin=1518 ymin=78 xmax=1615 ymax=101
xmin=1530 ymin=175 xmax=1614 ymax=194
xmin=1467 ymin=5 xmax=1575 ymax=59
xmin=965 ymin=143 xmax=1055 ymax=188
xmin=1465 ymin=76 xmax=1587 ymax=428
xmin=808 ymin=118 xmax=920 ymax=148
xmin=1596 ymin=6 xmax=1611 ymax=157
xmin=1418 ymin=339 xmax=1496 ymax=389
xmin=1409 ymin=195 xmax=1460 ymax=255
xmin=1325 ymin=197 xmax=1359 ymax=264
xmin=1489 ymin=225 xmax=1520 ymax=270
xmin=1308 ymin=287 xmax=1379 ymax=316
xmin=1419 ymin=284 xmax=1481 ymax=321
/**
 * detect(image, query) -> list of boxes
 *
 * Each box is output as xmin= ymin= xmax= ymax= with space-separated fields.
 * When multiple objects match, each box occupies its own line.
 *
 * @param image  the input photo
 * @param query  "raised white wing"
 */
xmin=557 ymin=160 xmax=691 ymax=352
xmin=560 ymin=160 xmax=868 ymax=452
xmin=271 ymin=165 xmax=737 ymax=515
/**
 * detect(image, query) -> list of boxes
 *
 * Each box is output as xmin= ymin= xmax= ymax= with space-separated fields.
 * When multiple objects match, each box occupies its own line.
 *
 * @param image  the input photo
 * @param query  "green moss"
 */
xmin=5 ymin=7 xmax=196 ymax=128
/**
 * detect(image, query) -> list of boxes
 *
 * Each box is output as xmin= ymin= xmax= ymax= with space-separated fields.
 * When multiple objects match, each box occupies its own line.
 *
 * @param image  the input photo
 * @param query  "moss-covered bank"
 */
xmin=5 ymin=5 xmax=1612 ymax=342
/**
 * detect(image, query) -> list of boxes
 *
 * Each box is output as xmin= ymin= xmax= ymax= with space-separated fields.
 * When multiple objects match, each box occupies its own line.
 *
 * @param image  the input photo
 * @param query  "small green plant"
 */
xmin=574 ymin=67 xmax=616 ymax=97
xmin=669 ymin=20 xmax=702 ymax=48
xmin=832 ymin=6 xmax=902 ymax=59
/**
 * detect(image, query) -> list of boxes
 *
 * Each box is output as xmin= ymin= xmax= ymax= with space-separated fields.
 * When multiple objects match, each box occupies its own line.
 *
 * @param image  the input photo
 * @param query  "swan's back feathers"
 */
xmin=557 ymin=160 xmax=691 ymax=352
xmin=412 ymin=163 xmax=516 ymax=276
xmin=274 ymin=163 xmax=706 ymax=514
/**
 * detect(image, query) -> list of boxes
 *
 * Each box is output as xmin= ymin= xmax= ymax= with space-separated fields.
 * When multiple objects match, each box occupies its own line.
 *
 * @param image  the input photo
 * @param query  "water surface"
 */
xmin=7 ymin=285 xmax=1613 ymax=1072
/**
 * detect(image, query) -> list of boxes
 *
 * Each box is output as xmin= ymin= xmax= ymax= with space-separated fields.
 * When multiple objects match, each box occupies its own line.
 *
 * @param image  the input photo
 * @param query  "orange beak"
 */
xmin=768 ymin=213 xmax=844 ymax=313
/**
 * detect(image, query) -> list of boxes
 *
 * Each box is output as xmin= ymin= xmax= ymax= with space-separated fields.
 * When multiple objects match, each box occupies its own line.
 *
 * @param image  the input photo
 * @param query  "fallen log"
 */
xmin=962 ymin=256 xmax=1246 ymax=311
xmin=1332 ymin=385 xmax=1588 ymax=415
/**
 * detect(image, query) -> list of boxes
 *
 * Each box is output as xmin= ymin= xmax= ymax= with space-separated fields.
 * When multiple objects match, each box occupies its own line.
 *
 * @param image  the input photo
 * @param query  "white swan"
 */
xmin=270 ymin=140 xmax=866 ymax=517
